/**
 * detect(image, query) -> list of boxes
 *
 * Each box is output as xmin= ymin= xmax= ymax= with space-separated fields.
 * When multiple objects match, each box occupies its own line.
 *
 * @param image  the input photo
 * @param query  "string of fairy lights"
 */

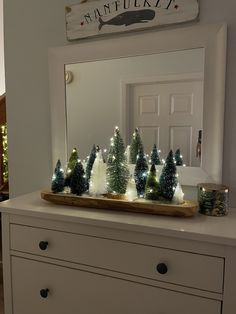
xmin=51 ymin=126 xmax=186 ymax=204
xmin=1 ymin=124 xmax=8 ymax=183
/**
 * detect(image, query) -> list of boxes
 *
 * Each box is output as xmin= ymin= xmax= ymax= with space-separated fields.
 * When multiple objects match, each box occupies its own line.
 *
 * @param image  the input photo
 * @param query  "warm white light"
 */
xmin=183 ymin=164 xmax=186 ymax=167
xmin=103 ymin=149 xmax=107 ymax=153
xmin=225 ymin=189 xmax=229 ymax=193
xmin=60 ymin=168 xmax=64 ymax=173
xmin=78 ymin=159 xmax=81 ymax=163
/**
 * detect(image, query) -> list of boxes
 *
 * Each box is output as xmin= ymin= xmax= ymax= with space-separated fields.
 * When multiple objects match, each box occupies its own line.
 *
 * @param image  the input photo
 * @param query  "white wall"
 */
xmin=0 ymin=0 xmax=5 ymax=95
xmin=3 ymin=0 xmax=236 ymax=207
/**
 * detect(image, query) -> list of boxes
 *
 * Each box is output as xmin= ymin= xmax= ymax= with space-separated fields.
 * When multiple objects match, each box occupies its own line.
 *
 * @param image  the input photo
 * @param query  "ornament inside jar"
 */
xmin=197 ymin=183 xmax=229 ymax=217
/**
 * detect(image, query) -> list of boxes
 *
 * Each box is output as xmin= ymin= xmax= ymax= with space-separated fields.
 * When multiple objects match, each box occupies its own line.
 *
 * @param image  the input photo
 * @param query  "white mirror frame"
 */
xmin=48 ymin=23 xmax=227 ymax=186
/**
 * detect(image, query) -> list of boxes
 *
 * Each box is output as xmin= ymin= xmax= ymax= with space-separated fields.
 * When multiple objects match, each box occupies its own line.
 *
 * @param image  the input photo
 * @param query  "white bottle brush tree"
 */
xmin=89 ymin=150 xmax=107 ymax=196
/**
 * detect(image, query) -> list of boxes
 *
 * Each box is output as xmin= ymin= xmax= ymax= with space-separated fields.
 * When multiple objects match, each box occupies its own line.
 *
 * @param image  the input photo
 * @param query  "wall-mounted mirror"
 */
xmin=66 ymin=48 xmax=204 ymax=167
xmin=49 ymin=23 xmax=226 ymax=186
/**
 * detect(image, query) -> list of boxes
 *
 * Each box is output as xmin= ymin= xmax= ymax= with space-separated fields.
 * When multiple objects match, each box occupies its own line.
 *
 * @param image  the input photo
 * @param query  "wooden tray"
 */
xmin=41 ymin=191 xmax=198 ymax=218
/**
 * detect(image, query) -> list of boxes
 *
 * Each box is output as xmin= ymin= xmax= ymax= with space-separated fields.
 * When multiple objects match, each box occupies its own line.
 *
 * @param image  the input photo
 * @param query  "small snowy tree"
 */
xmin=89 ymin=151 xmax=107 ymax=196
xmin=173 ymin=182 xmax=184 ymax=204
xmin=126 ymin=175 xmax=137 ymax=201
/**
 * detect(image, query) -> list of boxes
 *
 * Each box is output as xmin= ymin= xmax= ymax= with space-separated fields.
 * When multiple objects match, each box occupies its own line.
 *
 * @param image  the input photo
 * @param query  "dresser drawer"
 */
xmin=10 ymin=224 xmax=224 ymax=293
xmin=11 ymin=256 xmax=221 ymax=314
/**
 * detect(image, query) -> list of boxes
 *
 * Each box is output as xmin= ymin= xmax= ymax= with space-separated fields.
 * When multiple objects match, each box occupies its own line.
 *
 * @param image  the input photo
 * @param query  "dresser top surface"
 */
xmin=0 ymin=191 xmax=235 ymax=246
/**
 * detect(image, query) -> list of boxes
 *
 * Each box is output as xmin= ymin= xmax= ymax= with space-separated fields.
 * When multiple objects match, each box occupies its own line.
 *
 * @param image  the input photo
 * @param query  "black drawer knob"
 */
xmin=40 ymin=289 xmax=49 ymax=298
xmin=39 ymin=241 xmax=48 ymax=251
xmin=156 ymin=263 xmax=168 ymax=275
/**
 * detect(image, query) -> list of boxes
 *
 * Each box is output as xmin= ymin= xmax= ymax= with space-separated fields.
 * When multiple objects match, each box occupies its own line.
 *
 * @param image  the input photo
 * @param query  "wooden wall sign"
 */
xmin=66 ymin=0 xmax=199 ymax=40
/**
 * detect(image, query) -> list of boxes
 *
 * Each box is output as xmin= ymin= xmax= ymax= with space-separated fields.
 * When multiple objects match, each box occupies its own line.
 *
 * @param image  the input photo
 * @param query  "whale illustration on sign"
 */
xmin=98 ymin=9 xmax=156 ymax=31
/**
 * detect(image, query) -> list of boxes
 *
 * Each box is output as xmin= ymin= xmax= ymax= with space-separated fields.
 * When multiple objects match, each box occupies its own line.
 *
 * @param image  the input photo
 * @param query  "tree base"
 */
xmin=105 ymin=193 xmax=127 ymax=200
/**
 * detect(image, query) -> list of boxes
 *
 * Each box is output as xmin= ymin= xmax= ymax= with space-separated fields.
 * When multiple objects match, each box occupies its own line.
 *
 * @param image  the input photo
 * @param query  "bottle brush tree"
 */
xmin=130 ymin=128 xmax=144 ymax=164
xmin=159 ymin=150 xmax=177 ymax=200
xmin=65 ymin=148 xmax=79 ymax=187
xmin=70 ymin=160 xmax=87 ymax=195
xmin=175 ymin=148 xmax=183 ymax=166
xmin=150 ymin=144 xmax=161 ymax=165
xmin=145 ymin=164 xmax=160 ymax=200
xmin=106 ymin=127 xmax=129 ymax=195
xmin=134 ymin=146 xmax=149 ymax=197
xmin=85 ymin=144 xmax=97 ymax=190
xmin=89 ymin=150 xmax=107 ymax=196
xmin=51 ymin=160 xmax=65 ymax=193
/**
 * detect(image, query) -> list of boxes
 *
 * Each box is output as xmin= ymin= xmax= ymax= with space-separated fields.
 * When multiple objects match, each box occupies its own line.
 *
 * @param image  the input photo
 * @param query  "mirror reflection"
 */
xmin=65 ymin=48 xmax=204 ymax=167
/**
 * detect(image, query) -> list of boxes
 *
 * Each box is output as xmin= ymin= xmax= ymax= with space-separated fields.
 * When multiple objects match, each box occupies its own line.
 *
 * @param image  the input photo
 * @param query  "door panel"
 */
xmin=130 ymin=78 xmax=203 ymax=166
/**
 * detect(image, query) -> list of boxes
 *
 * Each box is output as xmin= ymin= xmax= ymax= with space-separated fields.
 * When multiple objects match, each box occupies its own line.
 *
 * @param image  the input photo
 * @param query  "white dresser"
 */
xmin=1 ymin=191 xmax=236 ymax=314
